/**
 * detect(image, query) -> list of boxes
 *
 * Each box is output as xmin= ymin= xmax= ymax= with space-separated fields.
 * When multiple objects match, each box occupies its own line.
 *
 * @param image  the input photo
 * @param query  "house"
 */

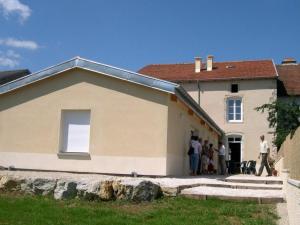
xmin=0 ymin=57 xmax=223 ymax=176
xmin=277 ymin=58 xmax=300 ymax=103
xmin=0 ymin=69 xmax=30 ymax=85
xmin=139 ymin=56 xmax=278 ymax=172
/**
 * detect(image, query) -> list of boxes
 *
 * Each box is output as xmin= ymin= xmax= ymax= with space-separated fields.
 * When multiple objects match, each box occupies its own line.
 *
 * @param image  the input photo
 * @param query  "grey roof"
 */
xmin=0 ymin=69 xmax=30 ymax=86
xmin=0 ymin=57 xmax=223 ymax=136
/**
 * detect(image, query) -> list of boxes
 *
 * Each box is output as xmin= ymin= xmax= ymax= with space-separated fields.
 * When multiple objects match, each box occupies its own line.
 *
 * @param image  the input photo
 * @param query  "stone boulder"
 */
xmin=21 ymin=178 xmax=57 ymax=196
xmin=0 ymin=176 xmax=25 ymax=192
xmin=76 ymin=180 xmax=100 ymax=200
xmin=99 ymin=180 xmax=114 ymax=201
xmin=131 ymin=181 xmax=161 ymax=202
xmin=54 ymin=180 xmax=77 ymax=200
xmin=112 ymin=180 xmax=134 ymax=200
xmin=113 ymin=180 xmax=161 ymax=202
xmin=160 ymin=186 xmax=179 ymax=197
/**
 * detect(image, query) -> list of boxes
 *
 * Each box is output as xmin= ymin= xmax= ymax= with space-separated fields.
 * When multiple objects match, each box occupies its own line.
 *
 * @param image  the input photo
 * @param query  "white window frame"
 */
xmin=59 ymin=110 xmax=91 ymax=153
xmin=227 ymin=97 xmax=243 ymax=122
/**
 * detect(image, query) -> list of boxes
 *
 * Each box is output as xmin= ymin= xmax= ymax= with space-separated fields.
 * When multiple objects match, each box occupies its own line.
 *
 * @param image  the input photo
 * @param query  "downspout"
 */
xmin=197 ymin=80 xmax=201 ymax=105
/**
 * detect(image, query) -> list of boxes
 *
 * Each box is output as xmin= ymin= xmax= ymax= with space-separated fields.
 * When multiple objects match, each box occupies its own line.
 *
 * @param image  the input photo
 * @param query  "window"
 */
xmin=60 ymin=110 xmax=91 ymax=153
xmin=231 ymin=84 xmax=239 ymax=93
xmin=227 ymin=98 xmax=243 ymax=122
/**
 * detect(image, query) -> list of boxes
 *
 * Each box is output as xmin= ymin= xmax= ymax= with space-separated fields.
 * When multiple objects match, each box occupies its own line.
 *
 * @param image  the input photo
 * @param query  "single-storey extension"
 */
xmin=0 ymin=57 xmax=223 ymax=176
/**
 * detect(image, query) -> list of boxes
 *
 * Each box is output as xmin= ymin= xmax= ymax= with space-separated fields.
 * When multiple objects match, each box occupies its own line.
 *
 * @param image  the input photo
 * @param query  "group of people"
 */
xmin=188 ymin=134 xmax=226 ymax=176
xmin=188 ymin=133 xmax=273 ymax=177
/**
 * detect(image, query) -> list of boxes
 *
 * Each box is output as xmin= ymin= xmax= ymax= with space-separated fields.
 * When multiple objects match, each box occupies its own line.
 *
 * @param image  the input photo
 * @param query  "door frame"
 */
xmin=226 ymin=134 xmax=243 ymax=162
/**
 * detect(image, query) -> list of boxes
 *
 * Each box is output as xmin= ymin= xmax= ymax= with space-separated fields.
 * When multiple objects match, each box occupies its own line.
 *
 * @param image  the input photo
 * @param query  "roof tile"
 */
xmin=138 ymin=60 xmax=277 ymax=81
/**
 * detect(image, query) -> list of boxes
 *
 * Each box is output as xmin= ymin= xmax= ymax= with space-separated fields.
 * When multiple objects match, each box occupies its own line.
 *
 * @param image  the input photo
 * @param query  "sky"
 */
xmin=0 ymin=0 xmax=299 ymax=73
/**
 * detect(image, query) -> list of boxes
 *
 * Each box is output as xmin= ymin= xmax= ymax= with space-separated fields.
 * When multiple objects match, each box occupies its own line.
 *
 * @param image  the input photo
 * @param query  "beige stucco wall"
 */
xmin=166 ymin=97 xmax=219 ymax=176
xmin=181 ymin=79 xmax=276 ymax=163
xmin=278 ymin=127 xmax=300 ymax=180
xmin=275 ymin=127 xmax=300 ymax=225
xmin=0 ymin=68 xmax=169 ymax=175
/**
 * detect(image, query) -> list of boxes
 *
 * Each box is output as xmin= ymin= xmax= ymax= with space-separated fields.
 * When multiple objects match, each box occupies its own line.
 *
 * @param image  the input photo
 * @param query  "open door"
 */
xmin=228 ymin=136 xmax=242 ymax=174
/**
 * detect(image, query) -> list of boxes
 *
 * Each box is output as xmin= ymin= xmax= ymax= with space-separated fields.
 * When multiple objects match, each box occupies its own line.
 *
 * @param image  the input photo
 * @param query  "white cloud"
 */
xmin=0 ymin=0 xmax=31 ymax=22
xmin=0 ymin=49 xmax=20 ymax=68
xmin=0 ymin=38 xmax=39 ymax=50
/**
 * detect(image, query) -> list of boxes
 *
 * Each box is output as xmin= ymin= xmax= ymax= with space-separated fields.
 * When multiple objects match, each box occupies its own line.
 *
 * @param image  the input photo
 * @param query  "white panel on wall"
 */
xmin=61 ymin=110 xmax=91 ymax=153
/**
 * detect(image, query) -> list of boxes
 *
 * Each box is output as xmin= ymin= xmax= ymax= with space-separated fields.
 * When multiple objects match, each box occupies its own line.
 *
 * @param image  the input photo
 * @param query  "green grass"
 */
xmin=0 ymin=194 xmax=278 ymax=225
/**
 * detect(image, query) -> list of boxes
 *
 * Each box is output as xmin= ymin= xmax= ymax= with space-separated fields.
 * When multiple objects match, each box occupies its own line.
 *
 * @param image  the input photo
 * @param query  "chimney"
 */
xmin=207 ymin=55 xmax=213 ymax=71
xmin=281 ymin=57 xmax=297 ymax=65
xmin=195 ymin=57 xmax=202 ymax=73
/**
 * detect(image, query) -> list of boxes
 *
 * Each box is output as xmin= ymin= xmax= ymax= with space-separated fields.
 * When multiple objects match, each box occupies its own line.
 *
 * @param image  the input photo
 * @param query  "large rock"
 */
xmin=0 ymin=176 xmax=25 ymax=192
xmin=113 ymin=180 xmax=161 ymax=202
xmin=34 ymin=178 xmax=57 ymax=195
xmin=112 ymin=180 xmax=134 ymax=200
xmin=131 ymin=181 xmax=161 ymax=202
xmin=76 ymin=180 xmax=100 ymax=200
xmin=99 ymin=180 xmax=114 ymax=201
xmin=20 ymin=178 xmax=57 ymax=196
xmin=54 ymin=180 xmax=77 ymax=200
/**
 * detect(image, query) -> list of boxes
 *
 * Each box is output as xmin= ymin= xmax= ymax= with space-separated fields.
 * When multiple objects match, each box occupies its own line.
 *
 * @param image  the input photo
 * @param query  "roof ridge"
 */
xmin=142 ymin=59 xmax=274 ymax=67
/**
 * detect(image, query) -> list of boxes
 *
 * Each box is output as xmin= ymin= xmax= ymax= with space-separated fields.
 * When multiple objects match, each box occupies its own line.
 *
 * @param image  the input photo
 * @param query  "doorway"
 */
xmin=227 ymin=136 xmax=242 ymax=174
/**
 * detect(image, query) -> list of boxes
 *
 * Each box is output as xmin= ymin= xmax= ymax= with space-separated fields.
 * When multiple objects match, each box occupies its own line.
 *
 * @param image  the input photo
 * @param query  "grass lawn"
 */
xmin=0 ymin=194 xmax=278 ymax=225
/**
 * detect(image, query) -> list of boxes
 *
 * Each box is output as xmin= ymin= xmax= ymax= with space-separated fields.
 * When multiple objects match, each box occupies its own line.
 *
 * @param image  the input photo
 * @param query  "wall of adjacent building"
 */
xmin=0 ymin=68 xmax=170 ymax=176
xmin=181 ymin=79 xmax=277 ymax=162
xmin=275 ymin=127 xmax=300 ymax=225
xmin=166 ymin=96 xmax=219 ymax=176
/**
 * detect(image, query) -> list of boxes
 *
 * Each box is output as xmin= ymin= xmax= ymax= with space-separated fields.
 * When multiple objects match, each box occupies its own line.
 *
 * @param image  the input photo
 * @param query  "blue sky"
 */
xmin=0 ymin=0 xmax=299 ymax=72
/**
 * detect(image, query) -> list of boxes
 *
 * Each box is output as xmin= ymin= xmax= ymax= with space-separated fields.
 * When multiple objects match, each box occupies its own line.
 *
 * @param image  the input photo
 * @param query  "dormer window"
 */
xmin=231 ymin=84 xmax=239 ymax=93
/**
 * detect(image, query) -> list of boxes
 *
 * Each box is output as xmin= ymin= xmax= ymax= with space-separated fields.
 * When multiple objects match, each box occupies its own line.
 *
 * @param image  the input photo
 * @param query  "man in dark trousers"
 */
xmin=256 ymin=135 xmax=272 ymax=176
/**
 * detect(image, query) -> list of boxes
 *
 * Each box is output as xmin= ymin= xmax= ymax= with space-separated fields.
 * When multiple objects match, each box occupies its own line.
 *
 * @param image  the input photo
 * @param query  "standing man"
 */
xmin=190 ymin=136 xmax=201 ymax=176
xmin=215 ymin=142 xmax=226 ymax=175
xmin=256 ymin=135 xmax=272 ymax=176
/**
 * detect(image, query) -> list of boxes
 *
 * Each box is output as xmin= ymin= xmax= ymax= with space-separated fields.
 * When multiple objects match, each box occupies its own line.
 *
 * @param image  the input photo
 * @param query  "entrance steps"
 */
xmin=179 ymin=175 xmax=284 ymax=203
xmin=223 ymin=175 xmax=283 ymax=185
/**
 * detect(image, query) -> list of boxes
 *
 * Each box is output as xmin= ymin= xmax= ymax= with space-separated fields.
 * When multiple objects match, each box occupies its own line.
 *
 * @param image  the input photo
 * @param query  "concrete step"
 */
xmin=200 ymin=182 xmax=282 ymax=190
xmin=223 ymin=175 xmax=283 ymax=185
xmin=180 ymin=186 xmax=285 ymax=203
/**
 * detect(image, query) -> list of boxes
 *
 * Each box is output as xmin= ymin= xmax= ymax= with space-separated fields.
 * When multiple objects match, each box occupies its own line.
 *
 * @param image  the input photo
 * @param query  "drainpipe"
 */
xmin=197 ymin=80 xmax=201 ymax=105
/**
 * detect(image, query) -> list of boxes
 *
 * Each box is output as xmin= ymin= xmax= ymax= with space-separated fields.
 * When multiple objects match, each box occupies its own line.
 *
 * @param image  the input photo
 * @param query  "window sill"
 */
xmin=227 ymin=121 xmax=243 ymax=124
xmin=57 ymin=152 xmax=91 ymax=160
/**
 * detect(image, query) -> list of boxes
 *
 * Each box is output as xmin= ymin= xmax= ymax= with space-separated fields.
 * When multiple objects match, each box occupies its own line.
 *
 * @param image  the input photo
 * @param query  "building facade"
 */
xmin=139 ymin=56 xmax=278 ymax=171
xmin=0 ymin=57 xmax=222 ymax=176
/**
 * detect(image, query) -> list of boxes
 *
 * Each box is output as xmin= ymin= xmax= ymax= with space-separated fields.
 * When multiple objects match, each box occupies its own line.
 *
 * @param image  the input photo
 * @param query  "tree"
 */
xmin=255 ymin=99 xmax=300 ymax=148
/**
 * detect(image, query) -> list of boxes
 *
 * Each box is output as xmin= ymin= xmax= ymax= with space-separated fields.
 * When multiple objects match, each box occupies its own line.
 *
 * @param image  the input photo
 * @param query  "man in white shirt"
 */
xmin=215 ymin=142 xmax=226 ymax=175
xmin=256 ymin=135 xmax=272 ymax=176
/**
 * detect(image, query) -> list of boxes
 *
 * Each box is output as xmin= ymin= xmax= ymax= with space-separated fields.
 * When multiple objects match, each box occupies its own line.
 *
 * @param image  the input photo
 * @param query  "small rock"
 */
xmin=160 ymin=186 xmax=179 ymax=197
xmin=54 ymin=180 xmax=77 ymax=200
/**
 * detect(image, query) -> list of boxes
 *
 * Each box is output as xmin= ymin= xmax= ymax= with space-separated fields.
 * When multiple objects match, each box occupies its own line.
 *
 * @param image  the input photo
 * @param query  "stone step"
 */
xmin=199 ymin=182 xmax=282 ymax=190
xmin=180 ymin=186 xmax=285 ymax=204
xmin=223 ymin=175 xmax=283 ymax=185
